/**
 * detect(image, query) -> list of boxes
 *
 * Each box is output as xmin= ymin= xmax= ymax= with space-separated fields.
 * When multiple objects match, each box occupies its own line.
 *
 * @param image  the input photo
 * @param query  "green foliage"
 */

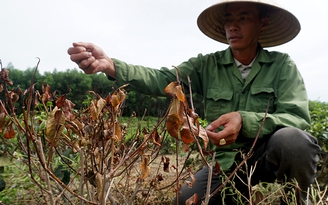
xmin=0 ymin=157 xmax=39 ymax=204
xmin=123 ymin=90 xmax=171 ymax=117
xmin=306 ymin=101 xmax=328 ymax=151
xmin=90 ymin=73 xmax=115 ymax=96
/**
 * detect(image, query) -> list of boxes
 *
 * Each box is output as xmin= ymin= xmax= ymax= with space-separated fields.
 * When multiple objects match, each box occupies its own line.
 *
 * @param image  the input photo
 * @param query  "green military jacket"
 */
xmin=112 ymin=45 xmax=310 ymax=170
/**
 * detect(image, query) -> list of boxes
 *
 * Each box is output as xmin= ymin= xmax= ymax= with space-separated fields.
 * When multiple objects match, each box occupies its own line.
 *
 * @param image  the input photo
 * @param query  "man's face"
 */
xmin=224 ymin=3 xmax=266 ymax=50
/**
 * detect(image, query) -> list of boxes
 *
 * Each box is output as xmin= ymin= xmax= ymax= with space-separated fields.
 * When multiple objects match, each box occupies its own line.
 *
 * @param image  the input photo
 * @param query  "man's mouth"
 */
xmin=228 ymin=35 xmax=242 ymax=41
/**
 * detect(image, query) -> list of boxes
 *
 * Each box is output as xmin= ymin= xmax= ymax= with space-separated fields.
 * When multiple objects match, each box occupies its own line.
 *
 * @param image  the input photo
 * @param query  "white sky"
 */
xmin=1 ymin=0 xmax=327 ymax=102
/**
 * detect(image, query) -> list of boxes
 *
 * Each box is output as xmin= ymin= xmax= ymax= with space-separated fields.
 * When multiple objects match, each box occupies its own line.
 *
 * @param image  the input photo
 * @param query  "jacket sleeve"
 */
xmin=238 ymin=56 xmax=310 ymax=138
xmin=112 ymin=55 xmax=207 ymax=96
xmin=112 ymin=58 xmax=177 ymax=96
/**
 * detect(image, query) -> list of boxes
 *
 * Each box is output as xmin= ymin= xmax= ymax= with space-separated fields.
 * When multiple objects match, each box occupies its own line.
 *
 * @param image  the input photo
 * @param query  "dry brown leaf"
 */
xmin=111 ymin=86 xmax=126 ymax=112
xmin=198 ymin=126 xmax=208 ymax=149
xmin=113 ymin=121 xmax=122 ymax=141
xmin=96 ymin=98 xmax=105 ymax=117
xmin=90 ymin=98 xmax=106 ymax=121
xmin=56 ymin=95 xmax=67 ymax=109
xmin=162 ymin=156 xmax=170 ymax=172
xmin=180 ymin=128 xmax=195 ymax=145
xmin=93 ymin=147 xmax=101 ymax=167
xmin=46 ymin=106 xmax=65 ymax=146
xmin=3 ymin=123 xmax=15 ymax=139
xmin=62 ymin=99 xmax=76 ymax=121
xmin=214 ymin=161 xmax=221 ymax=175
xmin=166 ymin=113 xmax=181 ymax=140
xmin=164 ymin=81 xmax=186 ymax=102
xmin=151 ymin=129 xmax=162 ymax=146
xmin=182 ymin=108 xmax=209 ymax=150
xmin=0 ymin=107 xmax=6 ymax=133
xmin=164 ymin=81 xmax=209 ymax=151
xmin=72 ymin=139 xmax=80 ymax=153
xmin=0 ymin=68 xmax=13 ymax=86
xmin=186 ymin=172 xmax=196 ymax=188
xmin=41 ymin=83 xmax=53 ymax=103
xmin=140 ymin=155 xmax=150 ymax=179
xmin=185 ymin=193 xmax=198 ymax=205
xmin=157 ymin=174 xmax=164 ymax=182
xmin=90 ymin=100 xmax=97 ymax=121
xmin=181 ymin=143 xmax=190 ymax=152
xmin=95 ymin=172 xmax=104 ymax=202
xmin=166 ymin=98 xmax=184 ymax=139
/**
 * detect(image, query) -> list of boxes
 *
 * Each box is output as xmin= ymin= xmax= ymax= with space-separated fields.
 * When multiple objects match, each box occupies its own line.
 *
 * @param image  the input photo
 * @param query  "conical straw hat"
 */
xmin=197 ymin=0 xmax=300 ymax=47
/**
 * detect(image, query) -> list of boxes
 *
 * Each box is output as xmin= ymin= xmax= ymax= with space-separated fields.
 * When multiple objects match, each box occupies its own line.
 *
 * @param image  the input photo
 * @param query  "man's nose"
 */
xmin=229 ymin=20 xmax=239 ymax=31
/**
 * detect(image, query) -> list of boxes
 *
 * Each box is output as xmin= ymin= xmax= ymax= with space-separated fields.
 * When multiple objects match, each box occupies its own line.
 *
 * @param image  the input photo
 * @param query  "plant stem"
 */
xmin=79 ymin=147 xmax=85 ymax=205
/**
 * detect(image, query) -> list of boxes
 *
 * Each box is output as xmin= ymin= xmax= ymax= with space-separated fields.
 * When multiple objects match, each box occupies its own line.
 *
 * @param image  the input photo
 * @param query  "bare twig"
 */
xmin=204 ymin=152 xmax=216 ymax=204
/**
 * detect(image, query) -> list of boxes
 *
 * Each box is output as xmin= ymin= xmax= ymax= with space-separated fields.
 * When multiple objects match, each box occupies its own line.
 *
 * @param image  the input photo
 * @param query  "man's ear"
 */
xmin=261 ymin=18 xmax=269 ymax=31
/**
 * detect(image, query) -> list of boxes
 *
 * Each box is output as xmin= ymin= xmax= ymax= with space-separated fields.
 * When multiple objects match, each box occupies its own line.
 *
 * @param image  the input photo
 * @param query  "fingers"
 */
xmin=67 ymin=44 xmax=86 ymax=55
xmin=72 ymin=42 xmax=95 ymax=50
xmin=67 ymin=44 xmax=93 ymax=65
xmin=205 ymin=112 xmax=242 ymax=147
xmin=79 ymin=56 xmax=96 ymax=69
xmin=206 ymin=129 xmax=237 ymax=146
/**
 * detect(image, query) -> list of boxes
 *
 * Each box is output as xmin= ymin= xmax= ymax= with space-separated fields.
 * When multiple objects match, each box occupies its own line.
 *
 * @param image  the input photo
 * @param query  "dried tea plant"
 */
xmin=0 ymin=61 xmax=214 ymax=205
xmin=1 ymin=58 xmax=292 ymax=205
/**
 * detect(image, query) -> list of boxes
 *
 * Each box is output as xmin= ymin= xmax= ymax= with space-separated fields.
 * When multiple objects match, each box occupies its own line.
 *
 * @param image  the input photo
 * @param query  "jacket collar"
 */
xmin=219 ymin=44 xmax=274 ymax=65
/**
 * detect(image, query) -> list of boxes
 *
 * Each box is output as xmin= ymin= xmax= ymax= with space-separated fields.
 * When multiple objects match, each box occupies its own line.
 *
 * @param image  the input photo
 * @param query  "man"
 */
xmin=67 ymin=0 xmax=321 ymax=204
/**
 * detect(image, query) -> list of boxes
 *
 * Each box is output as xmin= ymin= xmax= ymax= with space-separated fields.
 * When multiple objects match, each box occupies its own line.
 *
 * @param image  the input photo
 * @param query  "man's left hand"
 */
xmin=206 ymin=112 xmax=242 ymax=146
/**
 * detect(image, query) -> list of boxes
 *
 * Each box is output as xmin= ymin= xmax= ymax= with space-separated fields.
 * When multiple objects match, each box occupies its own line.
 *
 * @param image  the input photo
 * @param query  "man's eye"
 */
xmin=241 ymin=16 xmax=248 ymax=20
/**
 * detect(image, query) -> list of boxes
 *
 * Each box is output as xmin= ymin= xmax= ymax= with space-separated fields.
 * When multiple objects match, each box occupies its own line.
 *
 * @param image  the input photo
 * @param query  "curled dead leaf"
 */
xmin=95 ymin=173 xmax=104 ymax=202
xmin=151 ymin=129 xmax=162 ymax=146
xmin=214 ymin=161 xmax=221 ymax=175
xmin=72 ymin=139 xmax=81 ymax=153
xmin=166 ymin=113 xmax=182 ymax=139
xmin=56 ymin=95 xmax=67 ymax=109
xmin=186 ymin=172 xmax=196 ymax=188
xmin=162 ymin=156 xmax=170 ymax=172
xmin=0 ymin=68 xmax=13 ymax=86
xmin=111 ymin=86 xmax=127 ymax=112
xmin=0 ymin=109 xmax=6 ymax=133
xmin=41 ymin=83 xmax=54 ymax=103
xmin=46 ymin=106 xmax=65 ymax=146
xmin=90 ymin=98 xmax=106 ymax=120
xmin=113 ymin=121 xmax=122 ymax=141
xmin=185 ymin=193 xmax=198 ymax=205
xmin=180 ymin=129 xmax=194 ymax=145
xmin=164 ymin=80 xmax=209 ymax=151
xmin=198 ymin=127 xmax=208 ymax=149
xmin=164 ymin=81 xmax=186 ymax=102
xmin=166 ymin=98 xmax=184 ymax=139
xmin=8 ymin=90 xmax=20 ymax=103
xmin=3 ymin=123 xmax=15 ymax=139
xmin=140 ymin=155 xmax=150 ymax=179
xmin=61 ymin=99 xmax=76 ymax=121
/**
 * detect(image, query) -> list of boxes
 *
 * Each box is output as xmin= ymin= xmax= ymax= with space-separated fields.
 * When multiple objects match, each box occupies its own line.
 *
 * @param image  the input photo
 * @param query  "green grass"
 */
xmin=0 ymin=156 xmax=41 ymax=204
xmin=120 ymin=116 xmax=163 ymax=141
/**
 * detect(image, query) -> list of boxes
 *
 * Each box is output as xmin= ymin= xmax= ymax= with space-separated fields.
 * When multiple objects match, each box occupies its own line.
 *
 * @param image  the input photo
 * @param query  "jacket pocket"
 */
xmin=249 ymin=87 xmax=275 ymax=113
xmin=205 ymin=88 xmax=233 ymax=121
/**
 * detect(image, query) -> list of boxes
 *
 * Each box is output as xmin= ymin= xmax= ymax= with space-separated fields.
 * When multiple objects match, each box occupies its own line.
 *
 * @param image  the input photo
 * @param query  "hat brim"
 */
xmin=197 ymin=0 xmax=301 ymax=47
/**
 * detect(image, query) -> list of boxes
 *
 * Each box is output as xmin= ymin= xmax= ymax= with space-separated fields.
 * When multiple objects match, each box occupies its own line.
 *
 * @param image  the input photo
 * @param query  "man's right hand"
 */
xmin=67 ymin=42 xmax=116 ymax=77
